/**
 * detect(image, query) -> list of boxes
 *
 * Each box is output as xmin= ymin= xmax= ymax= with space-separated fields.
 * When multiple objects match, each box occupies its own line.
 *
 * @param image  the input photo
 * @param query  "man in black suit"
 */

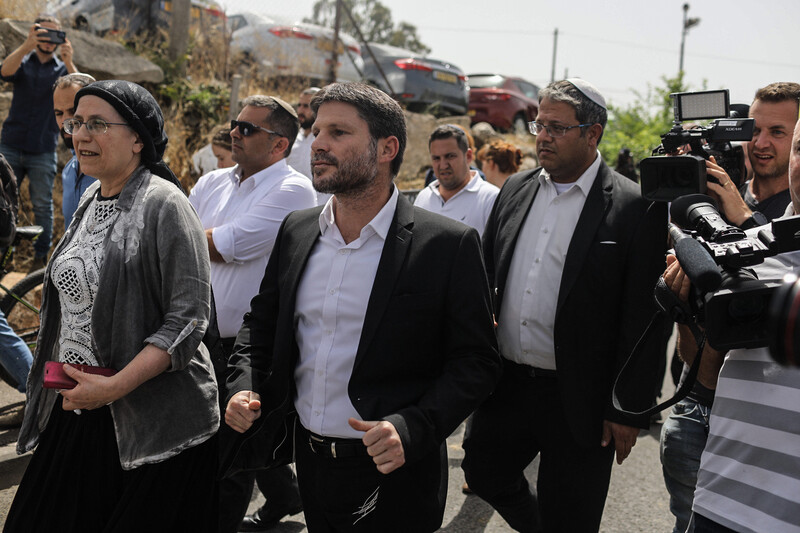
xmin=462 ymin=79 xmax=667 ymax=533
xmin=224 ymin=82 xmax=502 ymax=533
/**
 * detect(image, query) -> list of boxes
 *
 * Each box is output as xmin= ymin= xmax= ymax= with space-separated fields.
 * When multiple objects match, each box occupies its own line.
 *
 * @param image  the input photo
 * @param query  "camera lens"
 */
xmin=768 ymin=274 xmax=800 ymax=366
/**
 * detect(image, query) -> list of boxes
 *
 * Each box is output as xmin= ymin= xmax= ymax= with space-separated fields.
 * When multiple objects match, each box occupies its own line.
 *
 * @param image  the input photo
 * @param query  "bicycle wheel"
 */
xmin=0 ymin=268 xmax=45 ymax=387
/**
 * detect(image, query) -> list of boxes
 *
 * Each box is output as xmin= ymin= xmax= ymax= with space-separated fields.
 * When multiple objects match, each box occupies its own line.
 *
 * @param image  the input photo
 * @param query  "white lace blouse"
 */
xmin=50 ymin=193 xmax=120 ymax=366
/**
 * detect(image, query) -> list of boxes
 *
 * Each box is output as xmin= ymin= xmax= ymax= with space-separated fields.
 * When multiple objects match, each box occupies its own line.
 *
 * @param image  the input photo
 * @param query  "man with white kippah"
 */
xmin=462 ymin=78 xmax=668 ymax=532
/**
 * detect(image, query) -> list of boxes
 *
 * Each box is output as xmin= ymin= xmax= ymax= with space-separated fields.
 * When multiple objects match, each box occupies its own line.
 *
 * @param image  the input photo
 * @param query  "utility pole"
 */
xmin=679 ymin=3 xmax=700 ymax=75
xmin=327 ymin=0 xmax=342 ymax=85
xmin=550 ymin=28 xmax=558 ymax=83
xmin=168 ymin=0 xmax=191 ymax=68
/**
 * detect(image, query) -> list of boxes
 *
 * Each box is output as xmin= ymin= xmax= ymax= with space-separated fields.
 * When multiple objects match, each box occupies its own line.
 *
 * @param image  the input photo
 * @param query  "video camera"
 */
xmin=657 ymin=194 xmax=800 ymax=351
xmin=640 ymin=89 xmax=753 ymax=202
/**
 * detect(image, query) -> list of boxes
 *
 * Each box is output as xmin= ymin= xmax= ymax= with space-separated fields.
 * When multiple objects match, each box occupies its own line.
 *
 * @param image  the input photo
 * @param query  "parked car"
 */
xmin=228 ymin=12 xmax=364 ymax=83
xmin=47 ymin=0 xmax=224 ymax=36
xmin=361 ymin=42 xmax=468 ymax=116
xmin=468 ymin=74 xmax=541 ymax=135
xmin=47 ymin=0 xmax=116 ymax=34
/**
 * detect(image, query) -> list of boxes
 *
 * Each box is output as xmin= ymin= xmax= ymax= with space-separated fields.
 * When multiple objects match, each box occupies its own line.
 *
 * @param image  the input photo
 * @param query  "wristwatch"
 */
xmin=739 ymin=210 xmax=769 ymax=229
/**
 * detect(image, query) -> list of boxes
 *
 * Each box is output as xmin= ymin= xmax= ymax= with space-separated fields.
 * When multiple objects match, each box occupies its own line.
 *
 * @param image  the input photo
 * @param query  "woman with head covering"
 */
xmin=5 ymin=80 xmax=219 ymax=531
xmin=476 ymin=139 xmax=523 ymax=188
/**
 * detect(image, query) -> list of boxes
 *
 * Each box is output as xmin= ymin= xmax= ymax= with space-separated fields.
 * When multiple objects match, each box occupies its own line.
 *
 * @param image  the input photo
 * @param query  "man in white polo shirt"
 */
xmin=414 ymin=124 xmax=499 ymax=236
xmin=189 ymin=95 xmax=317 ymax=533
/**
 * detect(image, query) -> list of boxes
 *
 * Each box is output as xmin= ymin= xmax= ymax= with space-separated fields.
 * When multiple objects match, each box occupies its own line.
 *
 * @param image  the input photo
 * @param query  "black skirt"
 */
xmin=4 ymin=399 xmax=218 ymax=532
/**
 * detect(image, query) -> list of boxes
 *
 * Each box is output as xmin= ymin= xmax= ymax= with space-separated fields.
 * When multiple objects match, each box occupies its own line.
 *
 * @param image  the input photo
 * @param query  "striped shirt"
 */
xmin=693 ymin=248 xmax=800 ymax=533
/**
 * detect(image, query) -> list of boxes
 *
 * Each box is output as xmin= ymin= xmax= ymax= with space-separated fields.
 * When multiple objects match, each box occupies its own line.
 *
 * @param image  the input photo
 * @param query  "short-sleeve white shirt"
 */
xmin=189 ymin=159 xmax=317 ymax=337
xmin=413 ymin=171 xmax=499 ymax=236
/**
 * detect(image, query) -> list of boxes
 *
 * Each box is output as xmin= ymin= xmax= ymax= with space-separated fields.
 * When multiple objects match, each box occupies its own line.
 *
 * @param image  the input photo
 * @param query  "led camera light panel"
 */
xmin=673 ymin=89 xmax=730 ymax=121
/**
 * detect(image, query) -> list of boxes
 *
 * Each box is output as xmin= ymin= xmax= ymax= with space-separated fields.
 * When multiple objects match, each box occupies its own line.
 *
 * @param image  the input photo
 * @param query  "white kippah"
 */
xmin=565 ymin=78 xmax=607 ymax=110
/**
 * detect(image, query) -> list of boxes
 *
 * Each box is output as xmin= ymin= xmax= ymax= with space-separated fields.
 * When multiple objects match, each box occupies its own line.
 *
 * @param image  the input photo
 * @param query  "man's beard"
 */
xmin=61 ymin=130 xmax=73 ymax=150
xmin=312 ymin=138 xmax=378 ymax=196
xmin=300 ymin=115 xmax=315 ymax=130
xmin=750 ymin=158 xmax=789 ymax=182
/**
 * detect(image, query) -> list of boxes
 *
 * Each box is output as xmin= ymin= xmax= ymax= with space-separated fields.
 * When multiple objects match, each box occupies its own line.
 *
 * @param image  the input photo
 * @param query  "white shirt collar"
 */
xmin=318 ymin=185 xmax=399 ymax=242
xmin=429 ymin=170 xmax=480 ymax=197
xmin=538 ymin=151 xmax=602 ymax=196
xmin=230 ymin=158 xmax=291 ymax=187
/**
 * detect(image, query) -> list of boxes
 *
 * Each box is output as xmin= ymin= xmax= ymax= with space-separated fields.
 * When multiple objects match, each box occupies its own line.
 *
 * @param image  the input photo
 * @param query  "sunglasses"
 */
xmin=63 ymin=118 xmax=129 ymax=135
xmin=230 ymin=120 xmax=283 ymax=138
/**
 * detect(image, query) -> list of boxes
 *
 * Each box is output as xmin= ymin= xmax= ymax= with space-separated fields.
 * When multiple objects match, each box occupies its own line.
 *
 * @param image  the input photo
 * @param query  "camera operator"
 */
xmin=704 ymin=82 xmax=800 ymax=229
xmin=662 ymin=118 xmax=800 ymax=533
xmin=0 ymin=16 xmax=77 ymax=270
xmin=660 ymin=82 xmax=800 ymax=533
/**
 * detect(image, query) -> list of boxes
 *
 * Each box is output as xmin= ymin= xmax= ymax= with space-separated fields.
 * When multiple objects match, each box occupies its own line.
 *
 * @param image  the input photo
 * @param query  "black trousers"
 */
xmin=294 ymin=423 xmax=446 ymax=533
xmin=216 ymin=338 xmax=300 ymax=533
xmin=462 ymin=365 xmax=615 ymax=533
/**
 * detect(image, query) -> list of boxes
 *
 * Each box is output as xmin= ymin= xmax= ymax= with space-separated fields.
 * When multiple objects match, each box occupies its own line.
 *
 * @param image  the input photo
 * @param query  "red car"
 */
xmin=468 ymin=74 xmax=541 ymax=135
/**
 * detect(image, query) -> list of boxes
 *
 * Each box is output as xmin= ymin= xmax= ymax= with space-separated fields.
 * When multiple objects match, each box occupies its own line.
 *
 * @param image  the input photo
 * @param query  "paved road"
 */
xmin=0 ymin=368 xmax=674 ymax=531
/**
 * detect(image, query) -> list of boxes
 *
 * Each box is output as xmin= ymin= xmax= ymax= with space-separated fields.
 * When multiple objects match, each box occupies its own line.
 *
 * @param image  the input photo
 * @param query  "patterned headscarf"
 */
xmin=75 ymin=80 xmax=183 ymax=191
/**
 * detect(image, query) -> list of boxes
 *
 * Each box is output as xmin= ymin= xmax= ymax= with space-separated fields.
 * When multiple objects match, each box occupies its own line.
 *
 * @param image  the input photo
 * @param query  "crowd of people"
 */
xmin=1 ymin=13 xmax=800 ymax=533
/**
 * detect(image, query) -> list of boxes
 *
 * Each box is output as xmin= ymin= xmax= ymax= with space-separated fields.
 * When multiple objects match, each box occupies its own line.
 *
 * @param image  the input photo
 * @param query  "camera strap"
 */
xmin=612 ymin=310 xmax=706 ymax=418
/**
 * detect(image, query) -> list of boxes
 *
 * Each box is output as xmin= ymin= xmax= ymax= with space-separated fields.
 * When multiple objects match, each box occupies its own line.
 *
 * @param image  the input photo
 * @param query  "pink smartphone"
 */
xmin=43 ymin=361 xmax=117 ymax=389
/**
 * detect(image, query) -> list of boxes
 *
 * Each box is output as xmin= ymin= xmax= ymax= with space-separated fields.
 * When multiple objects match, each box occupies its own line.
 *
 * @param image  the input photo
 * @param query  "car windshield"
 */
xmin=468 ymin=75 xmax=506 ymax=88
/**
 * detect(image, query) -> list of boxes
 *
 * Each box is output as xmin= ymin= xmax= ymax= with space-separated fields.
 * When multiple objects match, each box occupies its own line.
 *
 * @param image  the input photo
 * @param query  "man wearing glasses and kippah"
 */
xmin=462 ymin=79 xmax=668 ymax=532
xmin=188 ymin=95 xmax=317 ymax=533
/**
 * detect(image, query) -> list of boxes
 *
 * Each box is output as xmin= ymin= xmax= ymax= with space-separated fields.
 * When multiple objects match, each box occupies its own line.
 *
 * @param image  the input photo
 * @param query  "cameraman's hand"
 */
xmin=23 ymin=24 xmax=46 ymax=52
xmin=705 ymin=156 xmax=752 ymax=226
xmin=664 ymin=255 xmax=690 ymax=302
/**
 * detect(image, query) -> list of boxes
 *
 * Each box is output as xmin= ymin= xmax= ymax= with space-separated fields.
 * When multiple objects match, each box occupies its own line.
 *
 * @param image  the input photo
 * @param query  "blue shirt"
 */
xmin=0 ymin=51 xmax=67 ymax=153
xmin=61 ymin=154 xmax=98 ymax=228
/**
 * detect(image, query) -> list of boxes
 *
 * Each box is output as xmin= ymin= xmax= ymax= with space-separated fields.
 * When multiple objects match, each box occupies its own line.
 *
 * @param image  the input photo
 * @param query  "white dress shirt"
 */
xmin=189 ymin=159 xmax=317 ymax=337
xmin=294 ymin=187 xmax=399 ymax=438
xmin=286 ymin=130 xmax=314 ymax=179
xmin=497 ymin=153 xmax=602 ymax=369
xmin=413 ymin=171 xmax=499 ymax=236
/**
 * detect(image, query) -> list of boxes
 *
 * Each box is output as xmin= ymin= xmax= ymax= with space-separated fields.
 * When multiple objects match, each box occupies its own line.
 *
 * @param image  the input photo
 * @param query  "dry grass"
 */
xmin=0 ymin=0 xmax=47 ymax=21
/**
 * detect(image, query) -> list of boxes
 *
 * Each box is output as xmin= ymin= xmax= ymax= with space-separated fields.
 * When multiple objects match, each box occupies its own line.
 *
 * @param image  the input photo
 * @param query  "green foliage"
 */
xmin=388 ymin=22 xmax=430 ymax=55
xmin=159 ymin=80 xmax=229 ymax=131
xmin=600 ymin=73 xmax=691 ymax=167
xmin=306 ymin=0 xmax=431 ymax=55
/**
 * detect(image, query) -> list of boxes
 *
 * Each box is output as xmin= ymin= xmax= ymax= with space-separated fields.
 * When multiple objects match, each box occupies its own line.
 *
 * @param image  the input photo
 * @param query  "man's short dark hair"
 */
xmin=311 ymin=83 xmax=407 ymax=177
xmin=753 ymin=82 xmax=800 ymax=114
xmin=539 ymin=80 xmax=608 ymax=143
xmin=428 ymin=125 xmax=470 ymax=153
xmin=241 ymin=95 xmax=300 ymax=158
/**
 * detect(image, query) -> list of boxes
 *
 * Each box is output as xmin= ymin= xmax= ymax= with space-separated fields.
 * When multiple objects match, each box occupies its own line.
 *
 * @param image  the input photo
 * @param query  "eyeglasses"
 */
xmin=230 ymin=120 xmax=282 ymax=138
xmin=528 ymin=121 xmax=593 ymax=137
xmin=63 ymin=118 xmax=129 ymax=135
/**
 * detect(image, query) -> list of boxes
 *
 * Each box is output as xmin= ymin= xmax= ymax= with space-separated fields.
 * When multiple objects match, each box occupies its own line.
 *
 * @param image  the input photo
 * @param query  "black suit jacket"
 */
xmin=225 ymin=192 xmax=501 ymax=481
xmin=483 ymin=160 xmax=667 ymax=447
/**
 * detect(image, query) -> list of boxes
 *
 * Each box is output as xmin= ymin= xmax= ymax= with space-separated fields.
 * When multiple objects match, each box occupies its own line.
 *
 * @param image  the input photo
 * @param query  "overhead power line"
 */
xmin=416 ymin=25 xmax=800 ymax=70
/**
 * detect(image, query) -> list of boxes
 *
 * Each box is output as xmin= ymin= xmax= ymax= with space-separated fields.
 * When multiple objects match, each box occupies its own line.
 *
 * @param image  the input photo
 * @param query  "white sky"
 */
xmin=220 ymin=0 xmax=800 ymax=112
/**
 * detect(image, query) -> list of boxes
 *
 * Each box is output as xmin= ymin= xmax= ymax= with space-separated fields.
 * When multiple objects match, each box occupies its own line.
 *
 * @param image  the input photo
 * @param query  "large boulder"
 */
xmin=0 ymin=19 xmax=163 ymax=83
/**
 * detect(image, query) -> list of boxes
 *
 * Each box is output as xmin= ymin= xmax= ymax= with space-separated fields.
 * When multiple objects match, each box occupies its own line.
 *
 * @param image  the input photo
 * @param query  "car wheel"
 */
xmin=512 ymin=114 xmax=529 ymax=136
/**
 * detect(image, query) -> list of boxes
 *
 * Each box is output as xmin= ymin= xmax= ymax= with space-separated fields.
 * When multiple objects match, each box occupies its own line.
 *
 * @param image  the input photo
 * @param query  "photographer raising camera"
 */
xmin=661 ymin=113 xmax=800 ymax=533
xmin=706 ymin=83 xmax=800 ymax=229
